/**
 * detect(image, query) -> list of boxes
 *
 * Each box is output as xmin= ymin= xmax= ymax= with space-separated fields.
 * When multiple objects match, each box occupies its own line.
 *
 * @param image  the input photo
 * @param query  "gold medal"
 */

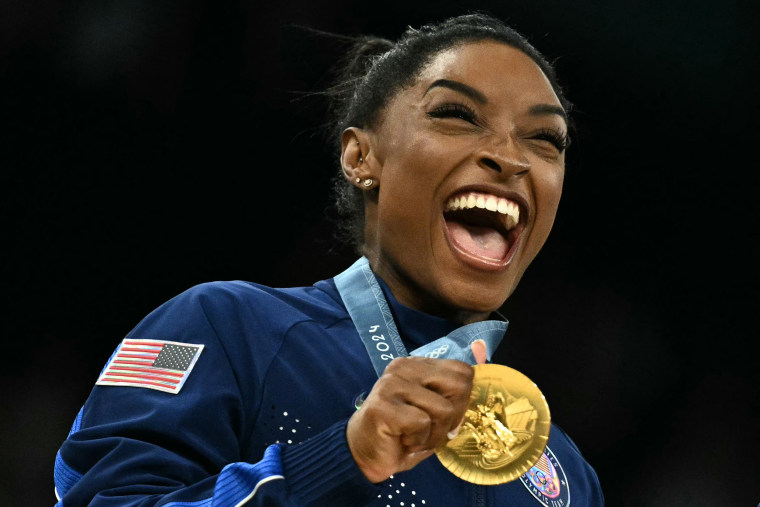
xmin=435 ymin=364 xmax=551 ymax=485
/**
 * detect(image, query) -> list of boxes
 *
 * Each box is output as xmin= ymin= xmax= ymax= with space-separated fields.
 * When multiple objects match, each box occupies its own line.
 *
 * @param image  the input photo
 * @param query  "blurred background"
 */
xmin=1 ymin=1 xmax=757 ymax=505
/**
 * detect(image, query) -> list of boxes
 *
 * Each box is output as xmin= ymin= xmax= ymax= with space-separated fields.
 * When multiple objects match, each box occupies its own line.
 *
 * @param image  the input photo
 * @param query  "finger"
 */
xmin=394 ymin=382 xmax=457 ymax=449
xmin=393 ymin=405 xmax=433 ymax=449
xmin=385 ymin=357 xmax=473 ymax=441
xmin=471 ymin=339 xmax=487 ymax=365
xmin=387 ymin=357 xmax=474 ymax=387
xmin=363 ymin=376 xmax=445 ymax=446
xmin=417 ymin=369 xmax=473 ymax=426
xmin=447 ymin=418 xmax=465 ymax=440
xmin=387 ymin=358 xmax=473 ymax=398
xmin=369 ymin=372 xmax=461 ymax=451
xmin=347 ymin=396 xmax=434 ymax=482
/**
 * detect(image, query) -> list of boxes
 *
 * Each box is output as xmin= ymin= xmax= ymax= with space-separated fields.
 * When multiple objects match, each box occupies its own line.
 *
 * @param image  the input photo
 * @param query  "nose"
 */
xmin=477 ymin=135 xmax=530 ymax=177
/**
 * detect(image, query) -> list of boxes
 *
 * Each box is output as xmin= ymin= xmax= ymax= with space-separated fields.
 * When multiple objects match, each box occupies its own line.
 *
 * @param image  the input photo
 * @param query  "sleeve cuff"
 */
xmin=280 ymin=419 xmax=379 ymax=506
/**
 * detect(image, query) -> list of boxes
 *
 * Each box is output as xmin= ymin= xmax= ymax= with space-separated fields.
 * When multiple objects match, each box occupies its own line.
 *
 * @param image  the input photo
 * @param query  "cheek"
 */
xmin=539 ymin=169 xmax=564 ymax=215
xmin=376 ymin=140 xmax=447 ymax=219
xmin=528 ymin=169 xmax=565 ymax=250
xmin=385 ymin=127 xmax=468 ymax=179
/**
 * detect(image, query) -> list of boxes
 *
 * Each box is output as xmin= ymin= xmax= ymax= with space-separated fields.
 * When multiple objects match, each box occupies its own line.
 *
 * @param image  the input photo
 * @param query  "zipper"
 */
xmin=474 ymin=485 xmax=486 ymax=507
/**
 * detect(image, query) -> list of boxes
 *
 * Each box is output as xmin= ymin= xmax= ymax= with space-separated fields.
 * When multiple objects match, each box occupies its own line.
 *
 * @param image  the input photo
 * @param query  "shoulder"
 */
xmin=118 ymin=278 xmax=352 ymax=390
xmin=130 ymin=279 xmax=350 ymax=354
xmin=171 ymin=279 xmax=347 ymax=330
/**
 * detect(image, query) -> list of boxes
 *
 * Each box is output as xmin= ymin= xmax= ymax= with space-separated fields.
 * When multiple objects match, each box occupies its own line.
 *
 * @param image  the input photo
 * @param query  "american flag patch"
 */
xmin=96 ymin=339 xmax=204 ymax=394
xmin=533 ymin=454 xmax=552 ymax=476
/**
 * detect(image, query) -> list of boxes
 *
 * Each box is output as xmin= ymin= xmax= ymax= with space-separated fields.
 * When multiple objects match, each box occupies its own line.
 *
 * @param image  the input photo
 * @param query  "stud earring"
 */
xmin=355 ymin=177 xmax=361 ymax=183
xmin=363 ymin=178 xmax=374 ymax=188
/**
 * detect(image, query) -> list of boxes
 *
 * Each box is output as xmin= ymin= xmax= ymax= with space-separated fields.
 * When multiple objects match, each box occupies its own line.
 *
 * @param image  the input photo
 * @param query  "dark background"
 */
xmin=2 ymin=1 xmax=758 ymax=505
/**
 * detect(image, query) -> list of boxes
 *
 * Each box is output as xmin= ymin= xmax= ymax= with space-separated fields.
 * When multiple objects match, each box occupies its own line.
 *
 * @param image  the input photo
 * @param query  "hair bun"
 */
xmin=337 ymin=36 xmax=394 ymax=81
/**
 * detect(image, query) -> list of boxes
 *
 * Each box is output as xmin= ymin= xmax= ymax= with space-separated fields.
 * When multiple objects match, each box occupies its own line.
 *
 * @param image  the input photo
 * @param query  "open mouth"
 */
xmin=443 ymin=191 xmax=523 ymax=267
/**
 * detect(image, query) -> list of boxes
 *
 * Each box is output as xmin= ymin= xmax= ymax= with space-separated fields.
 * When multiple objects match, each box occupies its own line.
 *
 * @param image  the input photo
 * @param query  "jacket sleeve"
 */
xmin=54 ymin=283 xmax=378 ymax=506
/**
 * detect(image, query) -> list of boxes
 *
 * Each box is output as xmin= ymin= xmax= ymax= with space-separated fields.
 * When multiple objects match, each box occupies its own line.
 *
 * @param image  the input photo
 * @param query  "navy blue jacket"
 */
xmin=55 ymin=275 xmax=603 ymax=506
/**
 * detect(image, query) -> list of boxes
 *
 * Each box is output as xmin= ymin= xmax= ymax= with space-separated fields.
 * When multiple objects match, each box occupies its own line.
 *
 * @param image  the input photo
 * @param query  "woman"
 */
xmin=54 ymin=14 xmax=603 ymax=506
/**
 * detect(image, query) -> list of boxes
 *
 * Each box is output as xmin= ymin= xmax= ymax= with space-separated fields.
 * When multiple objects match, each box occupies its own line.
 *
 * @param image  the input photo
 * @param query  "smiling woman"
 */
xmin=340 ymin=41 xmax=567 ymax=323
xmin=54 ymin=14 xmax=603 ymax=507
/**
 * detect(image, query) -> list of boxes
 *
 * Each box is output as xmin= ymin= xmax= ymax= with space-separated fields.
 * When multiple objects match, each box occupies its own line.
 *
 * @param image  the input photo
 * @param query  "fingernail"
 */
xmin=447 ymin=418 xmax=465 ymax=440
xmin=471 ymin=339 xmax=487 ymax=365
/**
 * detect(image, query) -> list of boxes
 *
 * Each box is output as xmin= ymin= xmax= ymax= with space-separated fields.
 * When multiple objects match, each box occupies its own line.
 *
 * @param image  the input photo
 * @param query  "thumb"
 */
xmin=470 ymin=339 xmax=487 ymax=365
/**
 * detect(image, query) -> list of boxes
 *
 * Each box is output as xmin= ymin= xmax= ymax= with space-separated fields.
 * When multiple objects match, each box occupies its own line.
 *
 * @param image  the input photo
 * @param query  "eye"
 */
xmin=531 ymin=128 xmax=570 ymax=153
xmin=427 ymin=103 xmax=478 ymax=124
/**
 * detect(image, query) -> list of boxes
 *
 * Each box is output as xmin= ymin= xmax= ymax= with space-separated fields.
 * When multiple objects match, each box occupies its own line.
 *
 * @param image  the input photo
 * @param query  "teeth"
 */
xmin=444 ymin=192 xmax=521 ymax=229
xmin=505 ymin=213 xmax=517 ymax=230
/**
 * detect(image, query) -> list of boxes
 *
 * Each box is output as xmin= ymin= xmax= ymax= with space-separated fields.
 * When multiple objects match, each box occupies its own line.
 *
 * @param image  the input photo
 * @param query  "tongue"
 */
xmin=447 ymin=221 xmax=509 ymax=260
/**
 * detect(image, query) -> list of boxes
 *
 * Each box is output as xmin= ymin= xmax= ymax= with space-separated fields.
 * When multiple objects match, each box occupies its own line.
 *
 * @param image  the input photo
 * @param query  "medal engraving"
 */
xmin=436 ymin=364 xmax=551 ymax=485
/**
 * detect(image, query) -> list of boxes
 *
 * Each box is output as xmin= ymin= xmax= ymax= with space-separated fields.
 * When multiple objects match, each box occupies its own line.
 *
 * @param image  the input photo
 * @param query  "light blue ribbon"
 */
xmin=334 ymin=257 xmax=507 ymax=378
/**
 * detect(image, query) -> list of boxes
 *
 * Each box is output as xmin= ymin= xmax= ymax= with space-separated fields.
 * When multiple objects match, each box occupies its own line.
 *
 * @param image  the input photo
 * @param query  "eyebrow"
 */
xmin=529 ymin=104 xmax=568 ymax=125
xmin=424 ymin=79 xmax=488 ymax=104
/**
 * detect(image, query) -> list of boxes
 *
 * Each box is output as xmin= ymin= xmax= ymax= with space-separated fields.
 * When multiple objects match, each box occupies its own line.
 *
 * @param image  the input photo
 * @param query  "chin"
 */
xmin=438 ymin=281 xmax=512 ymax=320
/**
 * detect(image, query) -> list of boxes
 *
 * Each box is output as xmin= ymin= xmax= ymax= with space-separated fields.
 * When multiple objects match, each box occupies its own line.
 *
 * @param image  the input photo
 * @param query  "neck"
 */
xmin=363 ymin=252 xmax=493 ymax=325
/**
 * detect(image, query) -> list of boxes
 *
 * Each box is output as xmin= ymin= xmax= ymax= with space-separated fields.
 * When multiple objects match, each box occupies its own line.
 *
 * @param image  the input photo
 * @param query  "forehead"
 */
xmin=413 ymin=41 xmax=561 ymax=106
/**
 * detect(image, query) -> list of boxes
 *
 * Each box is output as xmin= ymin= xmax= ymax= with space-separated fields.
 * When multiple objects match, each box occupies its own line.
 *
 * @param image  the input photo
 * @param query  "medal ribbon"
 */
xmin=334 ymin=257 xmax=507 ymax=378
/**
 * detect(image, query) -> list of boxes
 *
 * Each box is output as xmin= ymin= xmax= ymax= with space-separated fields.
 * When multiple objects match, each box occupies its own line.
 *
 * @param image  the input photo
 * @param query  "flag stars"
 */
xmin=153 ymin=344 xmax=200 ymax=371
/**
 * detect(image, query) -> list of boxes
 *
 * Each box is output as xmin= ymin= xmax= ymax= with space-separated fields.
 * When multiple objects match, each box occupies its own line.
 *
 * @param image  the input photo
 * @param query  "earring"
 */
xmin=363 ymin=178 xmax=374 ymax=188
xmin=358 ymin=155 xmax=363 ymax=163
xmin=355 ymin=177 xmax=361 ymax=183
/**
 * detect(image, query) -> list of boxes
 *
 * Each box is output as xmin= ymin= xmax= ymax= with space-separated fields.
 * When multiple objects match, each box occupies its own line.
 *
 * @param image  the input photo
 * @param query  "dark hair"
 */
xmin=326 ymin=13 xmax=572 ymax=251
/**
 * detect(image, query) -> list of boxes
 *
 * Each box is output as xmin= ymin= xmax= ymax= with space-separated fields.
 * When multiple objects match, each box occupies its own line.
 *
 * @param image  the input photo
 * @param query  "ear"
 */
xmin=340 ymin=127 xmax=377 ymax=189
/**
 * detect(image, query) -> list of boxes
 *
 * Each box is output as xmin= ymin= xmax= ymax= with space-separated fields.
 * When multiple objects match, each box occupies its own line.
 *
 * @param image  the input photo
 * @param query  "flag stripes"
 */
xmin=96 ymin=338 xmax=204 ymax=394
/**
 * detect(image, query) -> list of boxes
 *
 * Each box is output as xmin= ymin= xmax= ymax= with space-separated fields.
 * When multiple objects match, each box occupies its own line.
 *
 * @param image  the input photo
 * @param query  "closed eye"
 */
xmin=532 ymin=128 xmax=570 ymax=153
xmin=427 ymin=103 xmax=478 ymax=124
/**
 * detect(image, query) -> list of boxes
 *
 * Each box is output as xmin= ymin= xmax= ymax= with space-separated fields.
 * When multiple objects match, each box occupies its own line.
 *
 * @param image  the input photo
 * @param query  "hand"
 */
xmin=346 ymin=356 xmax=474 ymax=483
